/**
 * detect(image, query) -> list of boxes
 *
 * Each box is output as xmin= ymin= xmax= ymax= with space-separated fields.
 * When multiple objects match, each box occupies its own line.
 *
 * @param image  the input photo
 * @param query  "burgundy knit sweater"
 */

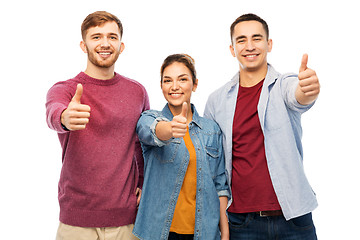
xmin=46 ymin=72 xmax=149 ymax=227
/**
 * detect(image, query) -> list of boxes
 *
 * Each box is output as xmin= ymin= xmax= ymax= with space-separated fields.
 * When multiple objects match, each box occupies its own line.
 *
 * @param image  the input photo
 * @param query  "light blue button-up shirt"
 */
xmin=204 ymin=64 xmax=318 ymax=220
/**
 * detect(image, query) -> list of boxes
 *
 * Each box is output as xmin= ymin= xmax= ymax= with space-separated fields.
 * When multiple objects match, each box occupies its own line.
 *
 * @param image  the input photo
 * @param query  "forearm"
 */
xmin=155 ymin=121 xmax=173 ymax=141
xmin=219 ymin=196 xmax=229 ymax=239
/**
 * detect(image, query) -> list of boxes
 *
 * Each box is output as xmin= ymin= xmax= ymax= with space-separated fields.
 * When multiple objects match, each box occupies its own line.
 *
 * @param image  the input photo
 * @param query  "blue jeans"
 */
xmin=228 ymin=212 xmax=317 ymax=240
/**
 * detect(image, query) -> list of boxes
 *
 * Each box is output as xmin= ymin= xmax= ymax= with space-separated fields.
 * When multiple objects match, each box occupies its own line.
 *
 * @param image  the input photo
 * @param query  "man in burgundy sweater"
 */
xmin=46 ymin=11 xmax=149 ymax=240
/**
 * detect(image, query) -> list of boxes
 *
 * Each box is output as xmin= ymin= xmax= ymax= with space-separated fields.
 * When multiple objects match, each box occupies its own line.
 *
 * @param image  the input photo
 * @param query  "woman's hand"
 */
xmin=155 ymin=103 xmax=188 ymax=140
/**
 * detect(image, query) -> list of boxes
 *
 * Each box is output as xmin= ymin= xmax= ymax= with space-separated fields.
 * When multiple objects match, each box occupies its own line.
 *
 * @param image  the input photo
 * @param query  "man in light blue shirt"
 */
xmin=204 ymin=13 xmax=320 ymax=240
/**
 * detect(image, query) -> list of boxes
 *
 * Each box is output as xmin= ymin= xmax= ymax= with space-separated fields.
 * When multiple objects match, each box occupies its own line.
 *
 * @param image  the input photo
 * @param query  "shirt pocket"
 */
xmin=205 ymin=146 xmax=220 ymax=178
xmin=264 ymin=102 xmax=290 ymax=131
xmin=153 ymin=139 xmax=181 ymax=163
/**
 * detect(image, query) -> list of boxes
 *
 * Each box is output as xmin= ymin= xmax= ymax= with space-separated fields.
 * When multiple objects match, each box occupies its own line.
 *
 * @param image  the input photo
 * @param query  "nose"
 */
xmin=171 ymin=80 xmax=179 ymax=90
xmin=100 ymin=37 xmax=111 ymax=47
xmin=245 ymin=40 xmax=255 ymax=51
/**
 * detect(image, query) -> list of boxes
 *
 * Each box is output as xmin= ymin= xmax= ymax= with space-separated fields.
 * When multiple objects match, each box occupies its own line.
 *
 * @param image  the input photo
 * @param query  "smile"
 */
xmin=169 ymin=93 xmax=183 ymax=98
xmin=98 ymin=52 xmax=112 ymax=58
xmin=243 ymin=54 xmax=259 ymax=58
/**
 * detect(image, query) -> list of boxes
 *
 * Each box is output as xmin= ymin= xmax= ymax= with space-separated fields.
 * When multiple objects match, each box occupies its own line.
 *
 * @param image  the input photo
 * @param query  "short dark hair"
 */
xmin=230 ymin=13 xmax=269 ymax=42
xmin=160 ymin=54 xmax=197 ymax=85
xmin=81 ymin=11 xmax=123 ymax=40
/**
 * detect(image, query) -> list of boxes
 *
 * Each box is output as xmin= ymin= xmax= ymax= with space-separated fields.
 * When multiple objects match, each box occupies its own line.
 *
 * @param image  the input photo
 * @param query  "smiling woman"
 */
xmin=133 ymin=54 xmax=230 ymax=240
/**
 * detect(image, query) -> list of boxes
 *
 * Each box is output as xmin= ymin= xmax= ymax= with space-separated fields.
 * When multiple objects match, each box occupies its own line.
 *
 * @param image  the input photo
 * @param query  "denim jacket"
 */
xmin=133 ymin=104 xmax=229 ymax=240
xmin=204 ymin=64 xmax=318 ymax=220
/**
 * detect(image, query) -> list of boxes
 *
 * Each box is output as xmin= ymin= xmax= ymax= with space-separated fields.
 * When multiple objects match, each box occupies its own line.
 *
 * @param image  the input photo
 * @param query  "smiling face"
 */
xmin=161 ymin=62 xmax=198 ymax=115
xmin=230 ymin=20 xmax=272 ymax=73
xmin=80 ymin=21 xmax=124 ymax=70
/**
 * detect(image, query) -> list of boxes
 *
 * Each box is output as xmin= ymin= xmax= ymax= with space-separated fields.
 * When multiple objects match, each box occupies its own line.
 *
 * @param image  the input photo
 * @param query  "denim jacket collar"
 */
xmin=161 ymin=103 xmax=203 ymax=129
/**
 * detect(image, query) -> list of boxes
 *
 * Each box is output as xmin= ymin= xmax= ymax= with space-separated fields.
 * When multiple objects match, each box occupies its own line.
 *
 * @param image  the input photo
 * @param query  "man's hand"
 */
xmin=136 ymin=188 xmax=142 ymax=207
xmin=296 ymin=54 xmax=320 ymax=105
xmin=155 ymin=102 xmax=188 ymax=141
xmin=61 ymin=84 xmax=91 ymax=130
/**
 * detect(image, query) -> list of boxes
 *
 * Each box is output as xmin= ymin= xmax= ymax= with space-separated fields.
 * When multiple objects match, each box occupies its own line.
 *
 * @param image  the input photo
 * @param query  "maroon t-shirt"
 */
xmin=228 ymin=80 xmax=281 ymax=213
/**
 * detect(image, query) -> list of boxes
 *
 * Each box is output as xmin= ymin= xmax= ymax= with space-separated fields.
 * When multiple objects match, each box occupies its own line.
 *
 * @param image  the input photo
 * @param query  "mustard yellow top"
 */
xmin=170 ymin=128 xmax=197 ymax=234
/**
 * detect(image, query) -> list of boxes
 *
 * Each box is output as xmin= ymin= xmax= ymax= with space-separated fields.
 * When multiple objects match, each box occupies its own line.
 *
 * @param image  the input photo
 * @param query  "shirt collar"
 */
xmin=227 ymin=63 xmax=280 ymax=93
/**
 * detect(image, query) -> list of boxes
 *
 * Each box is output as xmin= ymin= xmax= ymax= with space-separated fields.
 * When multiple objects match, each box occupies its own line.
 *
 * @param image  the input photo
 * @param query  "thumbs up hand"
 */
xmin=295 ymin=54 xmax=320 ymax=105
xmin=61 ymin=84 xmax=91 ymax=131
xmin=155 ymin=102 xmax=189 ymax=141
xmin=170 ymin=102 xmax=188 ymax=138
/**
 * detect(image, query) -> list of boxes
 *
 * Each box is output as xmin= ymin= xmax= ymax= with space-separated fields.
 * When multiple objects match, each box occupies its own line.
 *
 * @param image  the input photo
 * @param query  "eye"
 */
xmin=180 ymin=78 xmax=188 ymax=82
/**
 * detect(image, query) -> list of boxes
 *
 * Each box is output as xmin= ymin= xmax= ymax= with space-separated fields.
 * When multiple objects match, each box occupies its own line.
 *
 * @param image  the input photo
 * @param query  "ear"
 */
xmin=267 ymin=39 xmax=273 ymax=53
xmin=80 ymin=41 xmax=87 ymax=53
xmin=119 ymin=42 xmax=125 ymax=54
xmin=230 ymin=44 xmax=236 ymax=57
xmin=192 ymin=79 xmax=198 ymax=92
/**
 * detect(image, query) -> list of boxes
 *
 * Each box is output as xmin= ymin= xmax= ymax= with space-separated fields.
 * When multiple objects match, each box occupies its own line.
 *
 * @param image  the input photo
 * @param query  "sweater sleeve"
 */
xmin=135 ymin=87 xmax=151 ymax=189
xmin=45 ymin=81 xmax=74 ymax=133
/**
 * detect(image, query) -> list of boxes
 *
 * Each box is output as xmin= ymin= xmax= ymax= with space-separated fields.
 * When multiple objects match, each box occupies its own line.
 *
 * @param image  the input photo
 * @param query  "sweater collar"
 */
xmin=76 ymin=72 xmax=121 ymax=86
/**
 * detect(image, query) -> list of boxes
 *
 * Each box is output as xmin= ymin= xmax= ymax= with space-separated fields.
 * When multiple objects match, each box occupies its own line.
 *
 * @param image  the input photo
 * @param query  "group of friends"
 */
xmin=46 ymin=11 xmax=320 ymax=240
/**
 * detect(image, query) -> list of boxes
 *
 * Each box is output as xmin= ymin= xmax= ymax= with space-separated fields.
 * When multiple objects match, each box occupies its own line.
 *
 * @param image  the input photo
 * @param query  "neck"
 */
xmin=84 ymin=62 xmax=116 ymax=80
xmin=239 ymin=64 xmax=268 ymax=87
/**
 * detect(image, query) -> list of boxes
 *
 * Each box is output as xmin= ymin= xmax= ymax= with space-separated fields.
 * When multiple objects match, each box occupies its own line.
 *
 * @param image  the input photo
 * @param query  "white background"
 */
xmin=1 ymin=0 xmax=359 ymax=239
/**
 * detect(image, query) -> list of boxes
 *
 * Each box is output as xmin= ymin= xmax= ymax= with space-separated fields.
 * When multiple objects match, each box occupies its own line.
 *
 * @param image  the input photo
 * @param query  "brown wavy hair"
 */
xmin=81 ymin=11 xmax=123 ymax=40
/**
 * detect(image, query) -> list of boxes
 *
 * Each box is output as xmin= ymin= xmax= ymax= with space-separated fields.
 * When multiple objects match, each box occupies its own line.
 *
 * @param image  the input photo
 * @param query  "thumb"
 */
xmin=299 ymin=53 xmax=308 ymax=73
xmin=180 ymin=102 xmax=188 ymax=119
xmin=72 ymin=83 xmax=83 ymax=103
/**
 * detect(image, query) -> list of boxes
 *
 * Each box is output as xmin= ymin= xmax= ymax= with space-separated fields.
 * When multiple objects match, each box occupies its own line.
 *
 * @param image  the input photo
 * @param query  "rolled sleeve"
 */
xmin=150 ymin=117 xmax=173 ymax=147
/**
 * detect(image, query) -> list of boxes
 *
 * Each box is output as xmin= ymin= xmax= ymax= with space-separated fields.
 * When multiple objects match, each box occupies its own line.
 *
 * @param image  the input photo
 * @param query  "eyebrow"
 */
xmin=163 ymin=74 xmax=189 ymax=79
xmin=178 ymin=74 xmax=189 ymax=78
xmin=252 ymin=34 xmax=264 ymax=38
xmin=235 ymin=34 xmax=264 ymax=41
xmin=89 ymin=32 xmax=119 ymax=37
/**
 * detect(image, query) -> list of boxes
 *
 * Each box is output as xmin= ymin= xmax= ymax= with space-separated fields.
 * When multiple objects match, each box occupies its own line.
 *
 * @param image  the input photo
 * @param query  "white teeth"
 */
xmin=246 ymin=55 xmax=257 ymax=57
xmin=99 ymin=52 xmax=110 ymax=55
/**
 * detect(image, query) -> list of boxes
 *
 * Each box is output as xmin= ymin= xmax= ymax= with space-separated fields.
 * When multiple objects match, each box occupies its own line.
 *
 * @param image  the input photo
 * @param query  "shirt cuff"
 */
xmin=150 ymin=117 xmax=173 ymax=147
